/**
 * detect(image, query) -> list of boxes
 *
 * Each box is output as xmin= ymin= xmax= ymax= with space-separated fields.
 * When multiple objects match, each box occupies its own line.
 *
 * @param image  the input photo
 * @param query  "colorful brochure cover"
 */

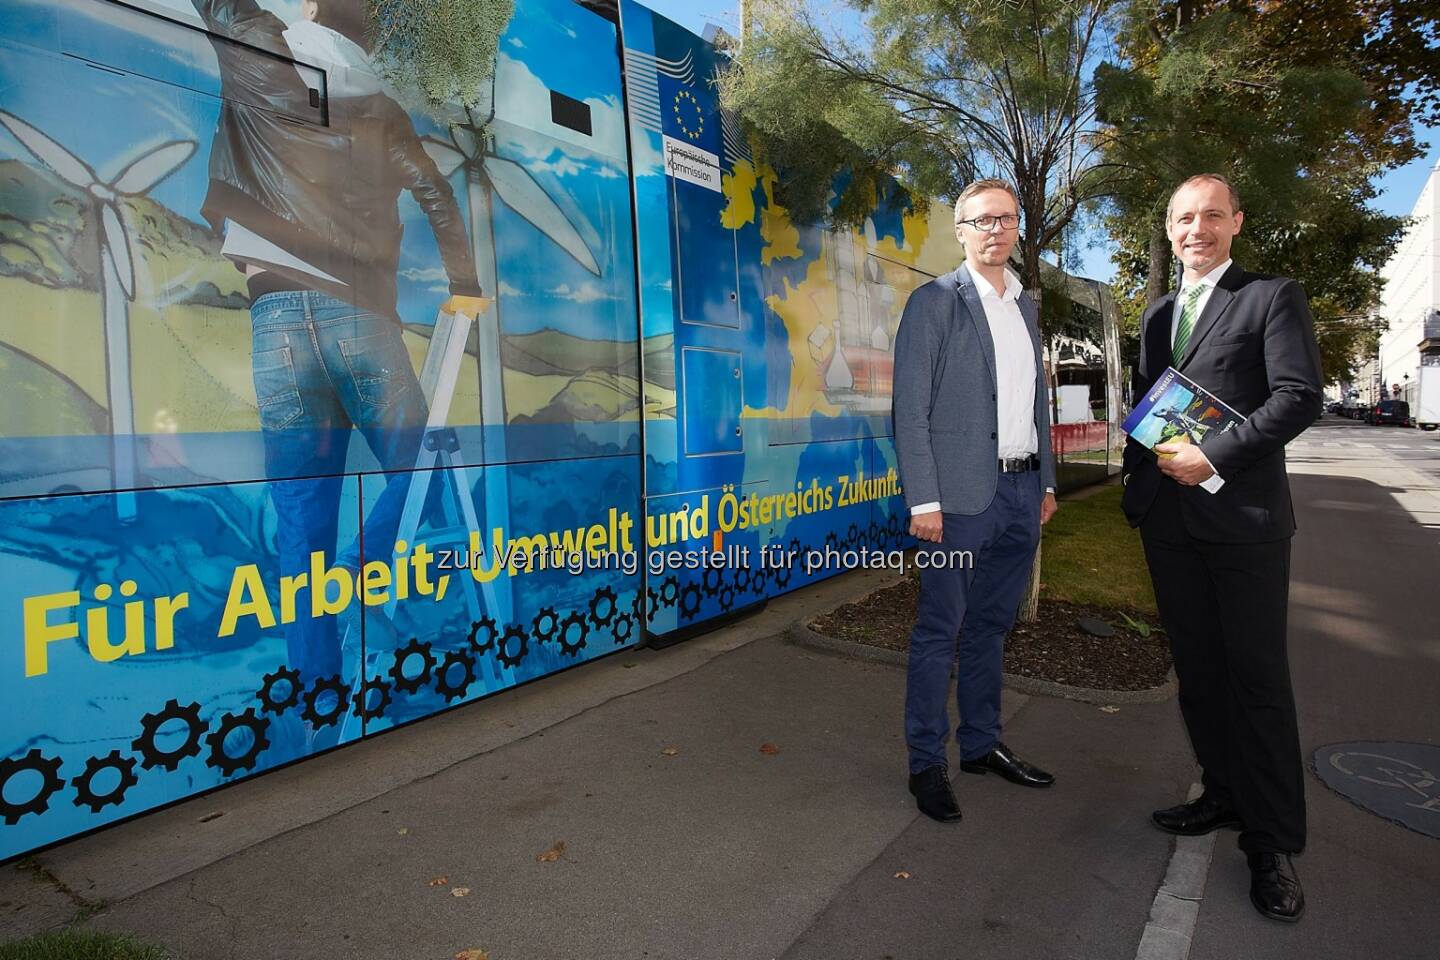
xmin=1122 ymin=366 xmax=1246 ymax=452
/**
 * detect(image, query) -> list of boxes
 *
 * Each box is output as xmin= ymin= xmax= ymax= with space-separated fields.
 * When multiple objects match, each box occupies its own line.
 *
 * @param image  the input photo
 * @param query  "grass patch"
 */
xmin=0 ymin=931 xmax=169 ymax=960
xmin=1041 ymin=484 xmax=1157 ymax=616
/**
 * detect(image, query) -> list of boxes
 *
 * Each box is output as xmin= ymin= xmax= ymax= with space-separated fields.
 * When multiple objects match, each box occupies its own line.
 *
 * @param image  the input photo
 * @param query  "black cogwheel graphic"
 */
xmin=659 ymin=576 xmax=679 ymax=607
xmin=867 ymin=521 xmax=880 ymax=547
xmin=302 ymin=674 xmax=349 ymax=728
xmin=71 ymin=750 xmax=139 ymax=814
xmin=702 ymin=567 xmax=724 ymax=598
xmin=888 ymin=512 xmax=904 ymax=536
xmin=256 ymin=666 xmax=302 ymax=715
xmin=132 ymin=698 xmax=204 ymax=771
xmin=876 ymin=524 xmax=892 ymax=550
xmin=718 ymin=584 xmax=736 ymax=612
xmin=773 ymin=560 xmax=793 ymax=590
xmin=647 ymin=587 xmax=660 ymax=619
xmin=205 ymin=708 xmax=271 ymax=777
xmin=0 ymin=749 xmax=64 ymax=825
xmin=434 ymin=649 xmax=477 ymax=703
xmin=589 ymin=586 xmax=618 ymax=628
xmin=390 ymin=638 xmax=436 ymax=695
xmin=824 ymin=531 xmax=840 ymax=552
xmin=751 ymin=569 xmax=769 ymax=596
xmin=532 ymin=606 xmax=559 ymax=644
xmin=611 ymin=611 xmax=635 ymax=645
xmin=467 ymin=615 xmax=498 ymax=654
xmin=631 ymin=588 xmax=644 ymax=620
xmin=733 ymin=566 xmax=752 ymax=594
xmin=496 ymin=623 xmax=529 ymax=669
xmin=788 ymin=536 xmax=802 ymax=557
xmin=846 ymin=523 xmax=860 ymax=548
xmin=679 ymin=582 xmax=702 ymax=619
xmin=351 ymin=676 xmax=393 ymax=721
xmin=556 ymin=611 xmax=589 ymax=658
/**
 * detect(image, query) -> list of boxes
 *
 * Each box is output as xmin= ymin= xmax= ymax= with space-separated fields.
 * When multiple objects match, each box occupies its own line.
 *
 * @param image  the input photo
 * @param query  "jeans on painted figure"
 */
xmin=250 ymin=291 xmax=429 ymax=688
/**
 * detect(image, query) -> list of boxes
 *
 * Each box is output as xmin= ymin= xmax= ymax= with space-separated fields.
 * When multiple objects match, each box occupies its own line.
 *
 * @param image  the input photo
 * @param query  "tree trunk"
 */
xmin=1145 ymin=225 xmax=1171 ymax=305
xmin=1016 ymin=225 xmax=1046 ymax=624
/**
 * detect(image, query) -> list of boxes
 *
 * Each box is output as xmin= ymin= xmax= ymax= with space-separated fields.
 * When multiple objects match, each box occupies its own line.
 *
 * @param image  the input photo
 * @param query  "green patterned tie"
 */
xmin=1172 ymin=285 xmax=1205 ymax=363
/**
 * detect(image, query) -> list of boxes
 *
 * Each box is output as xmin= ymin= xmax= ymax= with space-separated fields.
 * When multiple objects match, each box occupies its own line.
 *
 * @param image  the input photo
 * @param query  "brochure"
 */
xmin=1122 ymin=366 xmax=1246 ymax=453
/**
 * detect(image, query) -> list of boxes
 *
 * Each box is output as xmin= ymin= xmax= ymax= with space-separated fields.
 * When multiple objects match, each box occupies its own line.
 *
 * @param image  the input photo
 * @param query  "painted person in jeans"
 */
xmin=191 ymin=0 xmax=486 ymax=698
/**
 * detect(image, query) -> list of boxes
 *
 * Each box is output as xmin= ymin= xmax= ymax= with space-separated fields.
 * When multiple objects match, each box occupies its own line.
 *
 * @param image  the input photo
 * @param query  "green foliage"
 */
xmin=1094 ymin=0 xmax=1420 ymax=385
xmin=720 ymin=0 xmax=1122 ymax=294
xmin=0 ymin=930 xmax=169 ymax=960
xmin=366 ymin=0 xmax=515 ymax=111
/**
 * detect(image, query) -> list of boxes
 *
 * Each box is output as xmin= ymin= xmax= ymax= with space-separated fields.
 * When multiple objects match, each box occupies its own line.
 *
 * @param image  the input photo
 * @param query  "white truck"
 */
xmin=1418 ymin=362 xmax=1440 ymax=431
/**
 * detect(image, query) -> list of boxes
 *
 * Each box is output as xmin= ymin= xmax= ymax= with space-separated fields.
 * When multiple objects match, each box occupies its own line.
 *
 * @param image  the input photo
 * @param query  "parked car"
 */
xmin=1371 ymin=399 xmax=1412 ymax=426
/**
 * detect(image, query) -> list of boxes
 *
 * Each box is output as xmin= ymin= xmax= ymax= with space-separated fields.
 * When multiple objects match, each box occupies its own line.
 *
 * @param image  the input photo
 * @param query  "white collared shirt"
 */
xmin=912 ymin=267 xmax=1047 ymax=516
xmin=1170 ymin=259 xmax=1232 ymax=493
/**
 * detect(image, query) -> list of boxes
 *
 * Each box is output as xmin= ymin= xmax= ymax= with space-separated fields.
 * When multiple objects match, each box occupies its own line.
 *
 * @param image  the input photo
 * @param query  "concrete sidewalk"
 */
xmin=4 ymin=423 xmax=1439 ymax=959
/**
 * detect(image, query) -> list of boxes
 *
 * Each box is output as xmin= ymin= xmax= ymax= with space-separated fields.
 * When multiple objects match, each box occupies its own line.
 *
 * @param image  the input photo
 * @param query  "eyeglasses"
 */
xmin=956 ymin=214 xmax=1020 ymax=232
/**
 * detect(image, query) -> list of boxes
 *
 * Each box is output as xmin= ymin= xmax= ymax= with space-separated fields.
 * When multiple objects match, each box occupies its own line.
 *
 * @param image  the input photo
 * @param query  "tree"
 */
xmin=1095 ymin=0 xmax=1429 ymax=383
xmin=719 ymin=0 xmax=1126 ymax=306
xmin=366 ymin=0 xmax=515 ymax=109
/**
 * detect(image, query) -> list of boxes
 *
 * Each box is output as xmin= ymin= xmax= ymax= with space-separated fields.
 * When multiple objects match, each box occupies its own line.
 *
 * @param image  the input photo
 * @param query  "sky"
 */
xmin=635 ymin=0 xmax=1438 ymax=284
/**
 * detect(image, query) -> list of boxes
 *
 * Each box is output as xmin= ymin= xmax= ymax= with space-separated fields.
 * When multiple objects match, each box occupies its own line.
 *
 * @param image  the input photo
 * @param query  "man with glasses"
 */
xmin=892 ymin=179 xmax=1059 ymax=824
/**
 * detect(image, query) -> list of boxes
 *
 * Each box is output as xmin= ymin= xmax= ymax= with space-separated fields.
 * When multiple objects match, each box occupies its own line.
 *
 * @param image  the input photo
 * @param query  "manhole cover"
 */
xmin=1313 ymin=742 xmax=1440 ymax=839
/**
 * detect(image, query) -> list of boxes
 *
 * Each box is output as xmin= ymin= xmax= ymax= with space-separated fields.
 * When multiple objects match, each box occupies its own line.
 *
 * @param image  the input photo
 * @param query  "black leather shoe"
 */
xmin=1248 ymin=852 xmax=1305 ymax=922
xmin=958 ymin=742 xmax=1054 ymax=788
xmin=908 ymin=765 xmax=963 ymax=823
xmin=1151 ymin=796 xmax=1242 ymax=836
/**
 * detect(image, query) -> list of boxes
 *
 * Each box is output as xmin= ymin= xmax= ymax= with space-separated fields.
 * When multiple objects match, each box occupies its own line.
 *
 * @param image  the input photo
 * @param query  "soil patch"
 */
xmin=809 ymin=575 xmax=1172 ymax=691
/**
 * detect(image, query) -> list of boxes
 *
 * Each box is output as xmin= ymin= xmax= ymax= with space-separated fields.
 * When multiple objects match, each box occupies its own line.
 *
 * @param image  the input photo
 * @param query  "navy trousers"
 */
xmin=905 ymin=470 xmax=1042 ymax=773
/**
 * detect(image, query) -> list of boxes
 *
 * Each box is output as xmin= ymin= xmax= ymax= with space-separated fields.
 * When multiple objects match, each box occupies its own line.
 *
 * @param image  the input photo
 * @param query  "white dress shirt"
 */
xmin=912 ymin=267 xmax=1048 ymax=516
xmin=1171 ymin=259 xmax=1230 ymax=493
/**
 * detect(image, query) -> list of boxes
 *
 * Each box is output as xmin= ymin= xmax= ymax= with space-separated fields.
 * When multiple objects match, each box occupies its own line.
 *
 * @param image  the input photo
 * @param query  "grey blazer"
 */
xmin=891 ymin=263 xmax=1057 ymax=516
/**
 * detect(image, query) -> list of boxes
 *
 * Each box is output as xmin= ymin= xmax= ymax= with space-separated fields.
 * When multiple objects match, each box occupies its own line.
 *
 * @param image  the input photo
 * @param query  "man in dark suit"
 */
xmin=1122 ymin=174 xmax=1322 ymax=922
xmin=892 ymin=179 xmax=1059 ymax=824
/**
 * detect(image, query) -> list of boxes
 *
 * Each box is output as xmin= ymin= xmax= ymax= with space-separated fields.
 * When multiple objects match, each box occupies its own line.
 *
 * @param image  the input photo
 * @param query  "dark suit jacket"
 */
xmin=892 ymin=264 xmax=1057 ymax=516
xmin=1121 ymin=263 xmax=1323 ymax=542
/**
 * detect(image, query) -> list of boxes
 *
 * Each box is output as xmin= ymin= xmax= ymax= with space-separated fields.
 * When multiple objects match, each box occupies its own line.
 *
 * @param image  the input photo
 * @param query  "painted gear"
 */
xmin=824 ymin=531 xmax=840 ymax=553
xmin=0 ymin=749 xmax=64 ymax=825
xmin=659 ymin=576 xmax=679 ymax=607
xmin=611 ymin=611 xmax=635 ymax=645
xmin=351 ymin=676 xmax=393 ymax=721
xmin=301 ymin=674 xmax=349 ymax=728
xmin=733 ymin=566 xmax=752 ymax=594
xmin=132 ymin=698 xmax=204 ymax=771
xmin=751 ymin=569 xmax=768 ymax=596
xmin=71 ymin=750 xmax=139 ymax=814
xmin=589 ymin=586 xmax=618 ymax=628
xmin=496 ymin=623 xmax=530 ymax=669
xmin=204 ymin=708 xmax=271 ymax=777
xmin=631 ymin=588 xmax=645 ymax=621
xmin=846 ymin=523 xmax=860 ymax=549
xmin=702 ymin=567 xmax=725 ymax=598
xmin=647 ymin=587 xmax=660 ymax=619
xmin=788 ymin=536 xmax=802 ymax=557
xmin=718 ymin=584 xmax=736 ymax=613
xmin=867 ymin=521 xmax=881 ymax=547
xmin=679 ymin=582 xmax=702 ymax=619
xmin=773 ymin=560 xmax=793 ymax=590
xmin=390 ymin=638 xmax=436 ymax=695
xmin=434 ymin=649 xmax=477 ymax=703
xmin=556 ymin=611 xmax=589 ymax=658
xmin=532 ymin=606 xmax=559 ymax=644
xmin=466 ymin=615 xmax=498 ymax=654
xmin=256 ymin=666 xmax=302 ymax=715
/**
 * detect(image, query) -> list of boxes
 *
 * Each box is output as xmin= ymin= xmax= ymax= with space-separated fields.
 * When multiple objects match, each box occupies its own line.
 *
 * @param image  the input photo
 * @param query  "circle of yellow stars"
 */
xmin=673 ymin=89 xmax=705 ymax=141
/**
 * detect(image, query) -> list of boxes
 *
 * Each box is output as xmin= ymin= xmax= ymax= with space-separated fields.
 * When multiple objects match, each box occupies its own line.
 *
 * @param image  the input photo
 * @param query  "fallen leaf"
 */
xmin=623 ymin=663 xmax=638 ymax=669
xmin=1100 ymin=705 xmax=1121 ymax=714
xmin=455 ymin=950 xmax=489 ymax=960
xmin=397 ymin=828 xmax=409 ymax=836
xmin=536 ymin=840 xmax=566 ymax=863
xmin=759 ymin=742 xmax=780 ymax=756
xmin=661 ymin=746 xmax=680 ymax=757
xmin=428 ymin=876 xmax=449 ymax=887
xmin=451 ymin=887 xmax=471 ymax=898
xmin=894 ymin=870 xmax=911 ymax=879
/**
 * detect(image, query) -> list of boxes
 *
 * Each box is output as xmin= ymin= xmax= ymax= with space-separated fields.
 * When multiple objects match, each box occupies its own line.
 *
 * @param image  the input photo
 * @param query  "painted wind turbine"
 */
xmin=0 ymin=110 xmax=195 ymax=521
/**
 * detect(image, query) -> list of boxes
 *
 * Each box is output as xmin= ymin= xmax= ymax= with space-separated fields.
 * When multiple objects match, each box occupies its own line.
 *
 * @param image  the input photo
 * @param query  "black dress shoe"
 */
xmin=1151 ymin=796 xmax=1242 ymax=836
xmin=908 ymin=765 xmax=963 ymax=822
xmin=1248 ymin=852 xmax=1305 ymax=922
xmin=958 ymin=742 xmax=1054 ymax=788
